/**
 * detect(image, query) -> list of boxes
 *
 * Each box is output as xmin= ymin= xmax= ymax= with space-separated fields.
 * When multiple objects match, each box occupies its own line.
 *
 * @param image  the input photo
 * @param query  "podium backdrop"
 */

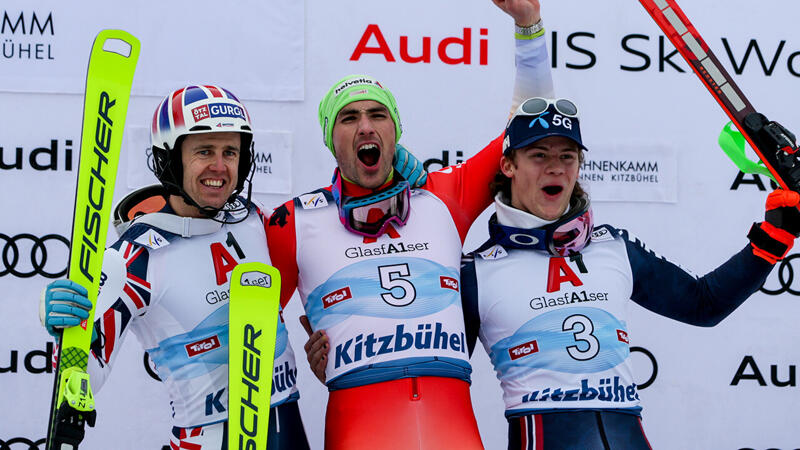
xmin=1 ymin=1 xmax=798 ymax=449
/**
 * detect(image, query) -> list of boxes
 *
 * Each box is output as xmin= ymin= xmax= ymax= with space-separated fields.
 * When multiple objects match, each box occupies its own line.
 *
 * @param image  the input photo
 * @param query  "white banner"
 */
xmin=250 ymin=131 xmax=293 ymax=195
xmin=580 ymin=145 xmax=678 ymax=203
xmin=2 ymin=1 xmax=800 ymax=449
xmin=0 ymin=0 xmax=304 ymax=100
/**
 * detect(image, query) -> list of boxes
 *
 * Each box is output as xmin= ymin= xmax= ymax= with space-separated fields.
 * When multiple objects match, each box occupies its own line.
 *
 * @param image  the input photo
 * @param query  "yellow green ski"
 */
xmin=46 ymin=29 xmax=140 ymax=450
xmin=228 ymin=262 xmax=282 ymax=450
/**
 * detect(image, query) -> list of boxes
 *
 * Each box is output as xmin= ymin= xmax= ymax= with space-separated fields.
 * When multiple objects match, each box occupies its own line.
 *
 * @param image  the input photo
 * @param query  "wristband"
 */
xmin=748 ymin=221 xmax=794 ymax=263
xmin=515 ymin=19 xmax=544 ymax=40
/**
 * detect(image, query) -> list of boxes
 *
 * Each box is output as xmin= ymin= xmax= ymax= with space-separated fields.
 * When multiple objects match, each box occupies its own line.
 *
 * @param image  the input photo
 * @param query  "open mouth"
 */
xmin=357 ymin=143 xmax=381 ymax=168
xmin=542 ymin=185 xmax=564 ymax=196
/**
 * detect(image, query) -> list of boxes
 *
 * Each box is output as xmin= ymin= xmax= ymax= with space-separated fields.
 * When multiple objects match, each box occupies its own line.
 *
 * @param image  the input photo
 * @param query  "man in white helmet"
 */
xmin=40 ymin=85 xmax=310 ymax=449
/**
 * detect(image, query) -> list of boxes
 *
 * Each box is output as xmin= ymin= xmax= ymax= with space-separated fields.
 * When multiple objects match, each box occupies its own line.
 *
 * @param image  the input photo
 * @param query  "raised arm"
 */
xmin=492 ymin=0 xmax=554 ymax=112
xmin=423 ymin=0 xmax=555 ymax=242
xmin=628 ymin=190 xmax=800 ymax=326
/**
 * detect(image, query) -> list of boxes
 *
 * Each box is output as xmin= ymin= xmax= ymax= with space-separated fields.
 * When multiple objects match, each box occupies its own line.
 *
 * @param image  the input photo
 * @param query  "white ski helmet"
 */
xmin=150 ymin=85 xmax=254 ymax=200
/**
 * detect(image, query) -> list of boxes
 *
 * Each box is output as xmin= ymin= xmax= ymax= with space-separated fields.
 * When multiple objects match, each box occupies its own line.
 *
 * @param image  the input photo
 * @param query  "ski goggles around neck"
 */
xmin=489 ymin=195 xmax=593 ymax=256
xmin=331 ymin=169 xmax=411 ymax=238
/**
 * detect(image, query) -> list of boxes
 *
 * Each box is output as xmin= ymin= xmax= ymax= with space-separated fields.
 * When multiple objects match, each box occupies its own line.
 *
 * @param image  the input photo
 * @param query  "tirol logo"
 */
xmin=1 ymin=139 xmax=73 ymax=171
xmin=323 ymin=287 xmax=352 ymax=309
xmin=192 ymin=105 xmax=210 ymax=121
xmin=185 ymin=335 xmax=221 ymax=357
xmin=616 ymin=329 xmax=629 ymax=344
xmin=440 ymin=276 xmax=459 ymax=291
xmin=509 ymin=339 xmax=539 ymax=361
xmin=208 ymin=103 xmax=245 ymax=120
xmin=1 ymin=11 xmax=55 ymax=61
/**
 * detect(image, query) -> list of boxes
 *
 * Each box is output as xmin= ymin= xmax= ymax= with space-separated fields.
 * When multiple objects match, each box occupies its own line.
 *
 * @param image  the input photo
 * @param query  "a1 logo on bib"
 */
xmin=209 ymin=232 xmax=247 ymax=285
xmin=546 ymin=257 xmax=584 ymax=293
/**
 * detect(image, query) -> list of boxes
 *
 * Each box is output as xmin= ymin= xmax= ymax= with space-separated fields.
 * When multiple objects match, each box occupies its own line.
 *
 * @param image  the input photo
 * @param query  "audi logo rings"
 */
xmin=630 ymin=346 xmax=658 ymax=390
xmin=143 ymin=352 xmax=162 ymax=382
xmin=760 ymin=253 xmax=800 ymax=296
xmin=0 ymin=233 xmax=70 ymax=279
xmin=0 ymin=436 xmax=45 ymax=450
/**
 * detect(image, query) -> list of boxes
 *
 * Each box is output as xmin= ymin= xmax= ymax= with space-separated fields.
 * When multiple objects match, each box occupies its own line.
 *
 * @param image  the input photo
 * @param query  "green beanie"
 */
xmin=318 ymin=75 xmax=403 ymax=155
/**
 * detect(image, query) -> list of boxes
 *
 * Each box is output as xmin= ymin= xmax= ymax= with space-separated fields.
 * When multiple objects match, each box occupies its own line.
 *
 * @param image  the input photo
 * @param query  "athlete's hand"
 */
xmin=300 ymin=315 xmax=328 ymax=384
xmin=393 ymin=143 xmax=427 ymax=188
xmin=765 ymin=189 xmax=800 ymax=236
xmin=40 ymin=279 xmax=92 ymax=338
xmin=492 ymin=0 xmax=541 ymax=27
xmin=749 ymin=189 xmax=800 ymax=263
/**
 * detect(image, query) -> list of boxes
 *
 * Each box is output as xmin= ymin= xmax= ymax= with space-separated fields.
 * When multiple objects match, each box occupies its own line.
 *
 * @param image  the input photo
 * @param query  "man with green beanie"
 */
xmin=268 ymin=1 xmax=552 ymax=447
xmin=318 ymin=74 xmax=405 ymax=190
